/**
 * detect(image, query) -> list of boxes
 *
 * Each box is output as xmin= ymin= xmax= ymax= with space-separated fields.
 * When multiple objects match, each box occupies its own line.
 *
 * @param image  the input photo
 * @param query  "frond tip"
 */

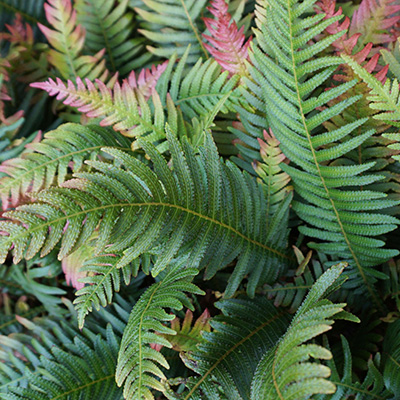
xmin=116 ymin=263 xmax=203 ymax=400
xmin=202 ymin=0 xmax=251 ymax=76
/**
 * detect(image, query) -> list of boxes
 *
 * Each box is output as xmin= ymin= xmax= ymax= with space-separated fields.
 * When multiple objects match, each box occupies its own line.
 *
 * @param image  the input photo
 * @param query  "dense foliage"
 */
xmin=2 ymin=0 xmax=400 ymax=398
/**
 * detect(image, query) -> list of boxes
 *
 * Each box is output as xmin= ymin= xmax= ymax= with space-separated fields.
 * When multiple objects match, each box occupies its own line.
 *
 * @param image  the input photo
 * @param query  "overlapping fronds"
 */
xmin=116 ymin=263 xmax=202 ymax=400
xmin=31 ymin=51 xmax=243 ymax=150
xmin=38 ymin=0 xmax=108 ymax=80
xmin=343 ymin=54 xmax=400 ymax=127
xmin=0 ymin=123 xmax=132 ymax=209
xmin=30 ymin=72 xmax=173 ymax=146
xmin=75 ymin=0 xmax=149 ymax=75
xmin=320 ymin=336 xmax=391 ymax=399
xmin=349 ymin=0 xmax=400 ymax=48
xmin=250 ymin=263 xmax=358 ymax=399
xmin=135 ymin=0 xmax=209 ymax=64
xmin=253 ymin=0 xmax=399 ymax=306
xmin=177 ymin=297 xmax=290 ymax=400
xmin=0 ymin=127 xmax=292 ymax=312
xmin=157 ymin=49 xmax=242 ymax=120
xmin=0 ymin=314 xmax=123 ymax=399
xmin=202 ymin=0 xmax=251 ymax=76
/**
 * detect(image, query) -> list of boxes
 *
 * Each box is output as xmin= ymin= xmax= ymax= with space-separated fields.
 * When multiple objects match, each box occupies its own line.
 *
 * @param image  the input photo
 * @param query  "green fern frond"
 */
xmin=342 ymin=54 xmax=400 ymax=126
xmin=178 ymin=297 xmax=291 ymax=400
xmin=38 ymin=0 xmax=109 ymax=80
xmin=73 ymin=254 xmax=145 ymax=325
xmin=135 ymin=0 xmax=209 ymax=64
xmin=0 ymin=127 xmax=292 ymax=319
xmin=342 ymin=54 xmax=400 ymax=165
xmin=158 ymin=48 xmax=243 ymax=121
xmin=253 ymin=0 xmax=399 ymax=305
xmin=0 ymin=314 xmax=123 ymax=399
xmin=116 ymin=262 xmax=203 ymax=400
xmin=383 ymin=319 xmax=400 ymax=397
xmin=250 ymin=262 xmax=358 ymax=399
xmin=75 ymin=0 xmax=150 ymax=75
xmin=319 ymin=335 xmax=391 ymax=399
xmin=0 ymin=123 xmax=132 ymax=209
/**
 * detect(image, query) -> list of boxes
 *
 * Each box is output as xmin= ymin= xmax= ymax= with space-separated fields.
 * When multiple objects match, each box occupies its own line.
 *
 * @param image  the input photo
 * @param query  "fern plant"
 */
xmin=2 ymin=0 xmax=400 ymax=399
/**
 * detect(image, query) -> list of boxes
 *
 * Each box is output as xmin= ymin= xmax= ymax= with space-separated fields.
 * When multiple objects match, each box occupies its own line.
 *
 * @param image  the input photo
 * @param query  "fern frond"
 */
xmin=254 ymin=0 xmax=399 ymax=305
xmin=0 ymin=127 xmax=292 ymax=318
xmin=383 ymin=319 xmax=400 ymax=397
xmin=0 ymin=0 xmax=45 ymax=26
xmin=116 ymin=262 xmax=203 ymax=400
xmin=250 ymin=262 xmax=358 ymax=399
xmin=320 ymin=335 xmax=391 ymax=399
xmin=75 ymin=0 xmax=149 ymax=75
xmin=254 ymin=129 xmax=292 ymax=218
xmin=160 ymin=308 xmax=211 ymax=352
xmin=343 ymin=54 xmax=400 ymax=126
xmin=135 ymin=0 xmax=209 ymax=64
xmin=0 ymin=123 xmax=131 ymax=209
xmin=30 ymin=72 xmax=178 ymax=147
xmin=202 ymin=0 xmax=251 ymax=76
xmin=32 ymin=49 xmax=243 ymax=150
xmin=0 ymin=314 xmax=123 ymax=399
xmin=349 ymin=0 xmax=400 ymax=48
xmin=178 ymin=297 xmax=291 ymax=400
xmin=38 ymin=0 xmax=108 ymax=80
xmin=73 ymin=254 xmax=145 ymax=325
xmin=158 ymin=48 xmax=242 ymax=120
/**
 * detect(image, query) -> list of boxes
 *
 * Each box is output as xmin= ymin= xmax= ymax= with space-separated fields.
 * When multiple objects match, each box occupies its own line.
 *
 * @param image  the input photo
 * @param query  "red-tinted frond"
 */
xmin=350 ymin=0 xmax=400 ymax=46
xmin=0 ymin=14 xmax=34 ymax=44
xmin=30 ymin=63 xmax=166 ymax=137
xmin=126 ymin=61 xmax=169 ymax=100
xmin=202 ymin=0 xmax=251 ymax=76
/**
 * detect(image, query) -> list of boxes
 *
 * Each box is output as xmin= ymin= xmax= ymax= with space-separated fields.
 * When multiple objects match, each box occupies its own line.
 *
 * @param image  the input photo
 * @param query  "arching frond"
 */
xmin=250 ymin=263 xmax=358 ymax=399
xmin=116 ymin=263 xmax=202 ymax=400
xmin=0 ymin=127 xmax=292 ymax=319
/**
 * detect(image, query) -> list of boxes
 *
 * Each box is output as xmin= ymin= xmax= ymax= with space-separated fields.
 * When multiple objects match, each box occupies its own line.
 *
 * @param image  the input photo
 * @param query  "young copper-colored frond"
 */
xmin=202 ymin=0 xmax=251 ymax=76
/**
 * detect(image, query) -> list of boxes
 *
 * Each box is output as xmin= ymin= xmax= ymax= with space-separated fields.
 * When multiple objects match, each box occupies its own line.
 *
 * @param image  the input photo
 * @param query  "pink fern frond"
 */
xmin=202 ymin=0 xmax=251 ymax=76
xmin=126 ymin=61 xmax=169 ymax=99
xmin=30 ymin=63 xmax=167 ymax=137
xmin=349 ymin=0 xmax=400 ymax=46
xmin=0 ymin=14 xmax=34 ymax=44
